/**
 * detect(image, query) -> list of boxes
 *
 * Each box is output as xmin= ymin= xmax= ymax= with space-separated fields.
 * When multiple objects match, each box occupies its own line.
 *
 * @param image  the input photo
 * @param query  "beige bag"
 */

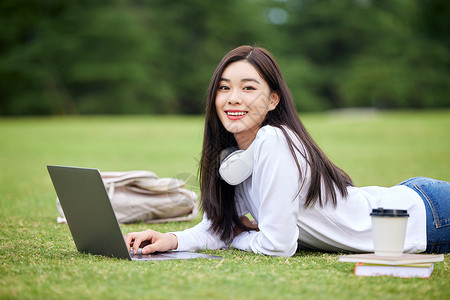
xmin=57 ymin=170 xmax=198 ymax=224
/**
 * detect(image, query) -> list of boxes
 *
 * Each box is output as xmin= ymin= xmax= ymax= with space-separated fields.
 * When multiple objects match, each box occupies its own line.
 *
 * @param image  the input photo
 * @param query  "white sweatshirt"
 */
xmin=173 ymin=125 xmax=426 ymax=256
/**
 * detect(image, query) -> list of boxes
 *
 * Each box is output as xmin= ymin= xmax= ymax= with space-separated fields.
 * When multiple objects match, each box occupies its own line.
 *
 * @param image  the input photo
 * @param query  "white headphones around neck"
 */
xmin=219 ymin=141 xmax=255 ymax=185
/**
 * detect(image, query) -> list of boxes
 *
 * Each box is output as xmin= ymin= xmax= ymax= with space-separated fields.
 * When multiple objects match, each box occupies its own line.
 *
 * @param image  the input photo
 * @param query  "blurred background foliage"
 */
xmin=0 ymin=0 xmax=449 ymax=115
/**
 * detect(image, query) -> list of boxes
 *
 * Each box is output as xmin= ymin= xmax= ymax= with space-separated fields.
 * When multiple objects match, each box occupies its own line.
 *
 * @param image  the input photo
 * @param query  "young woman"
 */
xmin=125 ymin=46 xmax=450 ymax=256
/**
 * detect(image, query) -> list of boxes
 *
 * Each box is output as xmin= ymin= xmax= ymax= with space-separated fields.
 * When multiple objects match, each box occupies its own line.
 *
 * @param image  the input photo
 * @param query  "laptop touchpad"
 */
xmin=130 ymin=251 xmax=222 ymax=261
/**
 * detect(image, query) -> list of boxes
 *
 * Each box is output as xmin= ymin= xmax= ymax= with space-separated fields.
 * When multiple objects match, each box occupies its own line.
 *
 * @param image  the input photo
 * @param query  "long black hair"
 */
xmin=199 ymin=46 xmax=353 ymax=242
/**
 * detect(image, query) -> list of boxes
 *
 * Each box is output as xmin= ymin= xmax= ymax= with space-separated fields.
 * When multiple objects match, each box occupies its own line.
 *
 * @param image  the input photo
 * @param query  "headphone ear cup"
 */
xmin=219 ymin=147 xmax=239 ymax=164
xmin=219 ymin=142 xmax=255 ymax=185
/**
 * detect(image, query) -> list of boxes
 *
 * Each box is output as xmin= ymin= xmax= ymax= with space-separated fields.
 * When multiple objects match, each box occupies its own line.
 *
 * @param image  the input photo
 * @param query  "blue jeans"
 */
xmin=399 ymin=177 xmax=450 ymax=253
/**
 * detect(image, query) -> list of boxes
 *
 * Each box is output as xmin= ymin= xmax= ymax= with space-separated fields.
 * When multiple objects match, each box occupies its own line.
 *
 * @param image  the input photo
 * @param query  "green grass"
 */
xmin=0 ymin=111 xmax=449 ymax=300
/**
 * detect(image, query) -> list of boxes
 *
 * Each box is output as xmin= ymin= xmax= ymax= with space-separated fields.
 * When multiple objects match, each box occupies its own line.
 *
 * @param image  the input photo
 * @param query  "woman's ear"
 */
xmin=268 ymin=91 xmax=280 ymax=111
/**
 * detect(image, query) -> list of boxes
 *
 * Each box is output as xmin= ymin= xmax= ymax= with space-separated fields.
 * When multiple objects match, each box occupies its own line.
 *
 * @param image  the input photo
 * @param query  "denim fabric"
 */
xmin=399 ymin=177 xmax=450 ymax=253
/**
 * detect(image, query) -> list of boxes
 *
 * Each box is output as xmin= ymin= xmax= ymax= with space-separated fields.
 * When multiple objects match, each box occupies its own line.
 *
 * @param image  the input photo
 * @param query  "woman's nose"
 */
xmin=228 ymin=91 xmax=242 ymax=105
xmin=228 ymin=98 xmax=241 ymax=105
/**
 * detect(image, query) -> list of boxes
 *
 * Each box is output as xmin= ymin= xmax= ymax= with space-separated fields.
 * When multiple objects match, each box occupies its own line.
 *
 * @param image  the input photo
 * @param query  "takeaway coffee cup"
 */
xmin=370 ymin=208 xmax=409 ymax=257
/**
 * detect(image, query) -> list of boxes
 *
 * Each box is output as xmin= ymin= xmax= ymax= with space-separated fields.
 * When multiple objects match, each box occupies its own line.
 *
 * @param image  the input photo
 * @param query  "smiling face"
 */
xmin=215 ymin=60 xmax=279 ymax=149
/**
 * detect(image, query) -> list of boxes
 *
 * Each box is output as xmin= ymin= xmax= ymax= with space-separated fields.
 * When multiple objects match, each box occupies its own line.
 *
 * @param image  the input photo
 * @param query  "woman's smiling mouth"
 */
xmin=226 ymin=110 xmax=248 ymax=120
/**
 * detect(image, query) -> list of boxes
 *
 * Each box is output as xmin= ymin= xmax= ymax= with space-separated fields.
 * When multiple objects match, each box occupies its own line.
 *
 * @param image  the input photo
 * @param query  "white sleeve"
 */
xmin=171 ymin=213 xmax=230 ymax=251
xmin=231 ymin=128 xmax=301 ymax=256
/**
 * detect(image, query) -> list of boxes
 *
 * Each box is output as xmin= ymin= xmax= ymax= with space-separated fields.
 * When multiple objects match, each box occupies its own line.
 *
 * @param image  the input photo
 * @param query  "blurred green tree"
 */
xmin=0 ymin=0 xmax=152 ymax=114
xmin=0 ymin=0 xmax=448 ymax=115
xmin=138 ymin=0 xmax=275 ymax=113
xmin=338 ymin=0 xmax=450 ymax=108
xmin=0 ymin=0 xmax=273 ymax=115
xmin=276 ymin=0 xmax=449 ymax=109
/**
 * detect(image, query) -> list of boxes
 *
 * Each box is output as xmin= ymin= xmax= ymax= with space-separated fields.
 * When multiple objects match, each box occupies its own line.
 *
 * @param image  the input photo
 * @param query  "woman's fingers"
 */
xmin=125 ymin=231 xmax=178 ymax=254
xmin=124 ymin=232 xmax=136 ymax=252
xmin=141 ymin=243 xmax=158 ymax=254
xmin=141 ymin=233 xmax=178 ymax=254
xmin=124 ymin=230 xmax=152 ymax=254
xmin=241 ymin=215 xmax=259 ymax=231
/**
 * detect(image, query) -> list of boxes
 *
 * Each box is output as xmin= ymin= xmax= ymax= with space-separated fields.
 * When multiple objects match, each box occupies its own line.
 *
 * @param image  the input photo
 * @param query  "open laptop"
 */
xmin=47 ymin=165 xmax=222 ymax=261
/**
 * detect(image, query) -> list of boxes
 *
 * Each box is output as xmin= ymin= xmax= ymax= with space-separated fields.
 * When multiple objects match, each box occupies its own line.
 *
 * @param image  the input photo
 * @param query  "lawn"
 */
xmin=0 ymin=110 xmax=449 ymax=300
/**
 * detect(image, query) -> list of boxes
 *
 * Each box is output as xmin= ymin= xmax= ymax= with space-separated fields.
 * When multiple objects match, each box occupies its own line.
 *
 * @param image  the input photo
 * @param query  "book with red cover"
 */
xmin=353 ymin=262 xmax=434 ymax=278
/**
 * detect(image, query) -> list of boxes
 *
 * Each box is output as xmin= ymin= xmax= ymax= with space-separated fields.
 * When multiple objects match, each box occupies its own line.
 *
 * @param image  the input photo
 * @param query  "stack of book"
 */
xmin=338 ymin=253 xmax=444 ymax=278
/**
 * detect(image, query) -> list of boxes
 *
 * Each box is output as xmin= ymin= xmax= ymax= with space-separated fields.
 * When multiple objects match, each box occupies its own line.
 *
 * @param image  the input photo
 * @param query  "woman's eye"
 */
xmin=243 ymin=86 xmax=256 ymax=91
xmin=218 ymin=85 xmax=230 ymax=90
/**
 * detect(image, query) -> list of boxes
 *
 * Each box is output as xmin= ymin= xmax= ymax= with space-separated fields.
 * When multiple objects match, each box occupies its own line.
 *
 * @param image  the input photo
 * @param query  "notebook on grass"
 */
xmin=47 ymin=165 xmax=222 ymax=261
xmin=338 ymin=253 xmax=444 ymax=265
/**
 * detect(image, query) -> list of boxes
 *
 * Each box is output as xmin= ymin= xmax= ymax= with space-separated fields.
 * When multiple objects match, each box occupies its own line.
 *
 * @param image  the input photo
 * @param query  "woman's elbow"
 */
xmin=253 ymin=239 xmax=298 ymax=257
